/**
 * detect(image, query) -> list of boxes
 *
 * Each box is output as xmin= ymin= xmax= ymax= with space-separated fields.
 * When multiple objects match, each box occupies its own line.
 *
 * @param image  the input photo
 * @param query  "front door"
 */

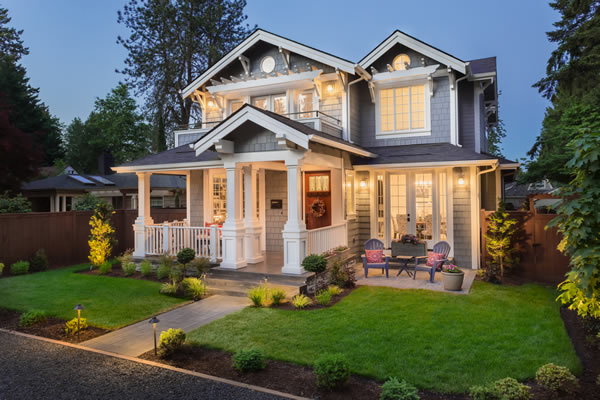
xmin=304 ymin=171 xmax=332 ymax=230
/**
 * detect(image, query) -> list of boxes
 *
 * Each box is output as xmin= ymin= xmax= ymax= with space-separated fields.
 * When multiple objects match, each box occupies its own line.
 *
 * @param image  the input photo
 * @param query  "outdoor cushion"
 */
xmin=426 ymin=252 xmax=444 ymax=268
xmin=365 ymin=249 xmax=384 ymax=264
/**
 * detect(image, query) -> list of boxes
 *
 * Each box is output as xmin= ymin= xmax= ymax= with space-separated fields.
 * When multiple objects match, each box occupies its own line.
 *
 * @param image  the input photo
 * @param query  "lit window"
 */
xmin=296 ymin=91 xmax=313 ymax=118
xmin=212 ymin=175 xmax=227 ymax=224
xmin=439 ymin=172 xmax=448 ymax=240
xmin=376 ymin=175 xmax=385 ymax=240
xmin=230 ymin=100 xmax=244 ymax=114
xmin=308 ymin=175 xmax=329 ymax=192
xmin=393 ymin=54 xmax=410 ymax=71
xmin=379 ymin=84 xmax=426 ymax=133
xmin=272 ymin=94 xmax=286 ymax=114
xmin=345 ymin=172 xmax=355 ymax=216
xmin=251 ymin=94 xmax=286 ymax=115
xmin=252 ymin=97 xmax=268 ymax=110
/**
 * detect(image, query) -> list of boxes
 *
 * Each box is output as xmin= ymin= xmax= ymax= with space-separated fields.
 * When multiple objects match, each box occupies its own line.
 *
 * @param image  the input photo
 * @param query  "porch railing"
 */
xmin=306 ymin=222 xmax=347 ymax=256
xmin=145 ymin=223 xmax=222 ymax=261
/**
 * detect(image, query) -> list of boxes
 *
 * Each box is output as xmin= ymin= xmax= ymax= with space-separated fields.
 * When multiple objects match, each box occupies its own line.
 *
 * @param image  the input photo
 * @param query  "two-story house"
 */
xmin=113 ymin=29 xmax=518 ymax=275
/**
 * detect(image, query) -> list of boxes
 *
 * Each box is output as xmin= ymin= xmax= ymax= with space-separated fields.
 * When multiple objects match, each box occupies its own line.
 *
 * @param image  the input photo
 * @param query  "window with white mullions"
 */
xmin=380 ymin=85 xmax=426 ymax=133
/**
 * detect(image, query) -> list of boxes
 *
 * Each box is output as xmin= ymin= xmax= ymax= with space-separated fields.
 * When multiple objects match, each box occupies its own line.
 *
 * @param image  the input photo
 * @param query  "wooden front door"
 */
xmin=304 ymin=171 xmax=332 ymax=230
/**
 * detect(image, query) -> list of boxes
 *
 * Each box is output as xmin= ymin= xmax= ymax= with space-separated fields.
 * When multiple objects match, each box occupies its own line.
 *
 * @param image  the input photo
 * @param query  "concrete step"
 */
xmin=208 ymin=268 xmax=311 ymax=287
xmin=205 ymin=277 xmax=302 ymax=298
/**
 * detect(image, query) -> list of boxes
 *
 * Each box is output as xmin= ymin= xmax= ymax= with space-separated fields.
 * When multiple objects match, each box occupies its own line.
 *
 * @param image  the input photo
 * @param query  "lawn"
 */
xmin=0 ymin=265 xmax=186 ymax=329
xmin=188 ymin=282 xmax=581 ymax=393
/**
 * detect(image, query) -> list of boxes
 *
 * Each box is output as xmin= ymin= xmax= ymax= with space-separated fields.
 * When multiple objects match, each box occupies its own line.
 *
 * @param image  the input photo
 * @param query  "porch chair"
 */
xmin=362 ymin=238 xmax=390 ymax=278
xmin=413 ymin=241 xmax=451 ymax=283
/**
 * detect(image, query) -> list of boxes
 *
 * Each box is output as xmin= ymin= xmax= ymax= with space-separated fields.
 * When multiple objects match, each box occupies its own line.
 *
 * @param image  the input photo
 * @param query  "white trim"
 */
xmin=207 ymin=69 xmax=322 ymax=96
xmin=112 ymin=160 xmax=223 ymax=174
xmin=371 ymin=64 xmax=439 ymax=83
xmin=181 ymin=30 xmax=355 ymax=99
xmin=374 ymin=80 xmax=431 ymax=138
xmin=446 ymin=167 xmax=454 ymax=258
xmin=359 ymin=31 xmax=466 ymax=74
xmin=499 ymin=163 xmax=520 ymax=169
xmin=449 ymin=72 xmax=457 ymax=145
xmin=354 ymin=159 xmax=497 ymax=170
xmin=307 ymin=134 xmax=376 ymax=157
xmin=470 ymin=166 xmax=479 ymax=269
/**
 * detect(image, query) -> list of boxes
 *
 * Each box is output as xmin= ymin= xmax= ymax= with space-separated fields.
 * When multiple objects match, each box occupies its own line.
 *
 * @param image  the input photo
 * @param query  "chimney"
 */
xmin=97 ymin=152 xmax=115 ymax=175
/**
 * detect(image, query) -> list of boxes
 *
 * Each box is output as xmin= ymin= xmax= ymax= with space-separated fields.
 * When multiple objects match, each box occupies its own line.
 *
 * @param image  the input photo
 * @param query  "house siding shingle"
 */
xmin=265 ymin=170 xmax=287 ymax=252
xmin=452 ymin=167 xmax=472 ymax=268
xmin=188 ymin=170 xmax=204 ymax=226
xmin=458 ymin=80 xmax=475 ymax=151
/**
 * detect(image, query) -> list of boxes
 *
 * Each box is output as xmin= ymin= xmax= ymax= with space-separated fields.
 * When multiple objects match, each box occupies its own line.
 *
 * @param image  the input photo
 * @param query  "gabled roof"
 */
xmin=469 ymin=56 xmax=496 ymax=76
xmin=358 ymin=30 xmax=466 ymax=74
xmin=22 ymin=173 xmax=186 ymax=192
xmin=181 ymin=29 xmax=356 ymax=99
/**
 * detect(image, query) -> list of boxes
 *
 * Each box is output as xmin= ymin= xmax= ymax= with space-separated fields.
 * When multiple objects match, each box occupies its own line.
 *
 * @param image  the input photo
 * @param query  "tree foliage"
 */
xmin=73 ymin=193 xmax=107 ymax=211
xmin=552 ymin=132 xmax=600 ymax=318
xmin=88 ymin=202 xmax=116 ymax=267
xmin=484 ymin=202 xmax=518 ymax=278
xmin=0 ymin=191 xmax=32 ymax=213
xmin=487 ymin=118 xmax=507 ymax=157
xmin=0 ymin=6 xmax=28 ymax=61
xmin=117 ymin=0 xmax=255 ymax=147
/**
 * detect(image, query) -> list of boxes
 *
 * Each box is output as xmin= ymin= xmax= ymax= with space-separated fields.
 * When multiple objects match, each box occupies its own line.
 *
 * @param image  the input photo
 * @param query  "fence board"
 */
xmin=0 ymin=209 xmax=186 ymax=268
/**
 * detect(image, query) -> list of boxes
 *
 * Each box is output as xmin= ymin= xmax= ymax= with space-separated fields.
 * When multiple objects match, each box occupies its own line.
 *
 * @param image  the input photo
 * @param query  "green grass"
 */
xmin=0 ymin=264 xmax=186 ymax=329
xmin=188 ymin=282 xmax=580 ymax=393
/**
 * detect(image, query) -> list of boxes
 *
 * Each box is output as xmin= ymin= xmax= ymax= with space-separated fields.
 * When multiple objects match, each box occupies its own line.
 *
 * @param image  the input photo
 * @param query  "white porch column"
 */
xmin=243 ymin=166 xmax=263 ymax=263
xmin=281 ymin=159 xmax=308 ymax=275
xmin=133 ymin=172 xmax=153 ymax=257
xmin=62 ymin=196 xmax=67 ymax=212
xmin=220 ymin=163 xmax=246 ymax=269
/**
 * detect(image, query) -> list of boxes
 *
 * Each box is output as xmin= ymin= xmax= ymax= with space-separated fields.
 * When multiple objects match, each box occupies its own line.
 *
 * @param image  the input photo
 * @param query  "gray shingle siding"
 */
xmin=178 ymin=132 xmax=204 ymax=146
xmin=479 ymin=92 xmax=487 ymax=153
xmin=265 ymin=170 xmax=287 ymax=252
xmin=452 ymin=167 xmax=472 ymax=268
xmin=458 ymin=80 xmax=475 ymax=151
xmin=349 ymin=82 xmax=362 ymax=143
xmin=228 ymin=123 xmax=279 ymax=153
xmin=369 ymin=43 xmax=437 ymax=72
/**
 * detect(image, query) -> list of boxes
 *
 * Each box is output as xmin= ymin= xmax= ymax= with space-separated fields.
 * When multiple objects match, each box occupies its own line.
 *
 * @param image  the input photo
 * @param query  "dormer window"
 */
xmin=260 ymin=56 xmax=275 ymax=73
xmin=393 ymin=54 xmax=410 ymax=71
xmin=375 ymin=82 xmax=430 ymax=137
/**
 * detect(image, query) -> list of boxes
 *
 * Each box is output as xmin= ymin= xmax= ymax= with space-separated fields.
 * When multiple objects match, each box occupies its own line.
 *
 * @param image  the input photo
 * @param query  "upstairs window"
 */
xmin=393 ymin=54 xmax=411 ymax=71
xmin=378 ymin=83 xmax=428 ymax=135
xmin=252 ymin=94 xmax=287 ymax=115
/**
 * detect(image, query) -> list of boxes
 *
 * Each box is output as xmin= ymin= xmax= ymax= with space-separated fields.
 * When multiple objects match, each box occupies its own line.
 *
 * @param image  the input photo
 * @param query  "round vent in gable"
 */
xmin=260 ymin=56 xmax=276 ymax=73
xmin=393 ymin=54 xmax=411 ymax=71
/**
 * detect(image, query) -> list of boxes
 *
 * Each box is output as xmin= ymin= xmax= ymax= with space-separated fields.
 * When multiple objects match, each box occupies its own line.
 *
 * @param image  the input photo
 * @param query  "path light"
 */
xmin=149 ymin=316 xmax=160 ymax=355
xmin=73 ymin=304 xmax=84 ymax=343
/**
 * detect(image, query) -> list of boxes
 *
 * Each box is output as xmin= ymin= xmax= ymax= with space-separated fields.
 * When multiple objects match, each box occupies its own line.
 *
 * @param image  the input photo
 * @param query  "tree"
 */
xmin=553 ymin=131 xmax=600 ymax=318
xmin=0 ymin=6 xmax=28 ymax=61
xmin=0 ymin=191 xmax=32 ymax=213
xmin=487 ymin=118 xmax=507 ymax=157
xmin=88 ymin=202 xmax=116 ymax=268
xmin=73 ymin=193 xmax=107 ymax=211
xmin=117 ymin=0 xmax=255 ymax=146
xmin=523 ymin=0 xmax=600 ymax=184
xmin=484 ymin=202 xmax=518 ymax=279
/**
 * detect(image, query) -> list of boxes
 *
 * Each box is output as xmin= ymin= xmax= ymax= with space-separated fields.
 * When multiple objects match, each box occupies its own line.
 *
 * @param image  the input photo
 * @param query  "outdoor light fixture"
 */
xmin=149 ymin=316 xmax=160 ymax=355
xmin=359 ymin=180 xmax=367 ymax=189
xmin=73 ymin=304 xmax=84 ymax=343
xmin=207 ymin=100 xmax=214 ymax=108
xmin=327 ymin=84 xmax=334 ymax=93
xmin=458 ymin=177 xmax=465 ymax=185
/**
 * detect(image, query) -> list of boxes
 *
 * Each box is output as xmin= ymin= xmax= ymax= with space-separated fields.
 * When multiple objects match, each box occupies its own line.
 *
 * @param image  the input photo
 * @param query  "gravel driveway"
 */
xmin=0 ymin=331 xmax=288 ymax=400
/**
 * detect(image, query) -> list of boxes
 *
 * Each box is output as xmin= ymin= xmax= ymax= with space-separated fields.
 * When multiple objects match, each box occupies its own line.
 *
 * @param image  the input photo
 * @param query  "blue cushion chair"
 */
xmin=361 ymin=238 xmax=390 ymax=278
xmin=413 ymin=241 xmax=451 ymax=283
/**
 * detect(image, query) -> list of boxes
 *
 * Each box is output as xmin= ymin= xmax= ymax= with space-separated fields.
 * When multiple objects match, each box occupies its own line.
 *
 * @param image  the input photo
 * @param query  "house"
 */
xmin=503 ymin=179 xmax=556 ymax=210
xmin=22 ymin=168 xmax=186 ymax=212
xmin=113 ymin=29 xmax=519 ymax=275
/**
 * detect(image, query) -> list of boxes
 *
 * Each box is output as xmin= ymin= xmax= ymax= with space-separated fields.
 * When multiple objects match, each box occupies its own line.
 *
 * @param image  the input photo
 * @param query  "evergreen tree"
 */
xmin=484 ymin=203 xmax=518 ymax=278
xmin=0 ymin=6 xmax=28 ymax=61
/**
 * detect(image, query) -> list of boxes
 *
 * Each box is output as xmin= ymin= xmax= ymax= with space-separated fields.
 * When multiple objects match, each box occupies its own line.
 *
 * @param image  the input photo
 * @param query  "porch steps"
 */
xmin=205 ymin=268 xmax=310 ymax=298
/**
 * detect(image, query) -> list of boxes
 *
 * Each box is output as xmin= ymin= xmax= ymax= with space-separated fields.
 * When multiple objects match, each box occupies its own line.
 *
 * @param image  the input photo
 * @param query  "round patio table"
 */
xmin=394 ymin=255 xmax=416 ymax=277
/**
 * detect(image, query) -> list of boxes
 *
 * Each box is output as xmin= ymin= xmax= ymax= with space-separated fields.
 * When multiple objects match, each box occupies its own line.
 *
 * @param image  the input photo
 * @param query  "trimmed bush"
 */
xmin=182 ymin=277 xmax=206 ymax=300
xmin=29 ymin=249 xmax=48 ymax=272
xmin=302 ymin=254 xmax=328 ymax=274
xmin=314 ymin=353 xmax=350 ymax=390
xmin=0 ymin=262 xmax=4 ymax=276
xmin=19 ymin=310 xmax=47 ymax=327
xmin=169 ymin=264 xmax=184 ymax=283
xmin=329 ymin=258 xmax=356 ymax=288
xmin=232 ymin=349 xmax=266 ymax=372
xmin=535 ymin=363 xmax=579 ymax=395
xmin=328 ymin=285 xmax=342 ymax=296
xmin=316 ymin=289 xmax=332 ymax=306
xmin=191 ymin=257 xmax=210 ymax=276
xmin=177 ymin=248 xmax=195 ymax=266
xmin=65 ymin=317 xmax=88 ymax=336
xmin=248 ymin=284 xmax=269 ymax=307
xmin=156 ymin=263 xmax=170 ymax=280
xmin=492 ymin=378 xmax=531 ymax=400
xmin=122 ymin=262 xmax=137 ymax=276
xmin=468 ymin=385 xmax=500 ymax=400
xmin=10 ymin=260 xmax=29 ymax=275
xmin=98 ymin=261 xmax=112 ymax=275
xmin=140 ymin=260 xmax=153 ymax=277
xmin=380 ymin=377 xmax=420 ymax=400
xmin=159 ymin=282 xmax=178 ymax=296
xmin=158 ymin=328 xmax=185 ymax=357
xmin=269 ymin=287 xmax=287 ymax=306
xmin=291 ymin=294 xmax=312 ymax=309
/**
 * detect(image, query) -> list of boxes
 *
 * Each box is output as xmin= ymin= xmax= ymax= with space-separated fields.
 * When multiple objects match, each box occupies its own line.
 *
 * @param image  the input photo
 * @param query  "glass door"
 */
xmin=389 ymin=173 xmax=409 ymax=241
xmin=414 ymin=173 xmax=434 ymax=247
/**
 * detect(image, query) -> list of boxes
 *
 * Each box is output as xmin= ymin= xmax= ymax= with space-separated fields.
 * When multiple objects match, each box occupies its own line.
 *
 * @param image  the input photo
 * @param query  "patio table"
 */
xmin=393 ymin=255 xmax=416 ymax=277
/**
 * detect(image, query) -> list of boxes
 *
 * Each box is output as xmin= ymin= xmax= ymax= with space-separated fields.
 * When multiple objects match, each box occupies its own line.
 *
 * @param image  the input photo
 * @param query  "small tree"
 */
xmin=484 ymin=202 xmax=518 ymax=278
xmin=88 ymin=202 xmax=115 ymax=268
xmin=0 ymin=191 xmax=32 ymax=213
xmin=73 ymin=193 xmax=104 ymax=211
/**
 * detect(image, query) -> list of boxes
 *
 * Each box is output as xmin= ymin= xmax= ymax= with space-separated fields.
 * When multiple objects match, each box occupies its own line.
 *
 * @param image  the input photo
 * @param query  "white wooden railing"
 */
xmin=306 ymin=222 xmax=348 ymax=256
xmin=145 ymin=223 xmax=222 ymax=261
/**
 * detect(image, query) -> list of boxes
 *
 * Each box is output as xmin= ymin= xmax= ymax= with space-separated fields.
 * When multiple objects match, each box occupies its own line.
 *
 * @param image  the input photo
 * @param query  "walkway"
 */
xmin=355 ymin=267 xmax=476 ymax=294
xmin=82 ymin=295 xmax=249 ymax=357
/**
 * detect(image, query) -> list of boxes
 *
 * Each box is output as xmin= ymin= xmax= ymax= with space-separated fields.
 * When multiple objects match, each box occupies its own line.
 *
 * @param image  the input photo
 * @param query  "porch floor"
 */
xmin=354 ymin=266 xmax=476 ymax=295
xmin=213 ymin=251 xmax=312 ymax=278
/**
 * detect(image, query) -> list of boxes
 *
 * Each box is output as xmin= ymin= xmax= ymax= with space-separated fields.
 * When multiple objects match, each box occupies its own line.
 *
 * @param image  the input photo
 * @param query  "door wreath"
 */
xmin=310 ymin=199 xmax=326 ymax=218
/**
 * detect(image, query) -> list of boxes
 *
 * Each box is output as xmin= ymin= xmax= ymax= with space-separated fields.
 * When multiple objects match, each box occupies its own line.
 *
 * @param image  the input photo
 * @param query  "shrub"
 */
xmin=0 ymin=191 xmax=32 ymax=213
xmin=302 ymin=254 xmax=328 ymax=274
xmin=122 ymin=262 xmax=137 ymax=276
xmin=269 ymin=287 xmax=286 ymax=306
xmin=159 ymin=253 xmax=175 ymax=268
xmin=314 ymin=353 xmax=350 ymax=390
xmin=98 ymin=261 xmax=112 ymax=275
xmin=248 ymin=284 xmax=269 ymax=307
xmin=159 ymin=282 xmax=178 ymax=296
xmin=316 ymin=289 xmax=332 ymax=306
xmin=117 ymin=249 xmax=133 ymax=265
xmin=334 ymin=245 xmax=348 ymax=252
xmin=182 ymin=277 xmax=206 ymax=300
xmin=88 ymin=202 xmax=115 ymax=267
xmin=492 ymin=378 xmax=531 ymax=400
xmin=232 ymin=349 xmax=266 ymax=372
xmin=468 ymin=385 xmax=500 ymax=400
xmin=330 ymin=259 xmax=356 ymax=288
xmin=156 ymin=263 xmax=170 ymax=280
xmin=328 ymin=285 xmax=342 ymax=296
xmin=10 ymin=260 xmax=29 ymax=275
xmin=535 ymin=363 xmax=579 ymax=395
xmin=19 ymin=310 xmax=47 ymax=327
xmin=380 ymin=377 xmax=420 ymax=400
xmin=177 ymin=248 xmax=195 ymax=266
xmin=190 ymin=257 xmax=210 ymax=276
xmin=158 ymin=328 xmax=185 ymax=357
xmin=29 ymin=249 xmax=48 ymax=272
xmin=140 ymin=260 xmax=153 ymax=277
xmin=291 ymin=294 xmax=312 ymax=309
xmin=0 ymin=262 xmax=4 ymax=276
xmin=65 ymin=317 xmax=88 ymax=336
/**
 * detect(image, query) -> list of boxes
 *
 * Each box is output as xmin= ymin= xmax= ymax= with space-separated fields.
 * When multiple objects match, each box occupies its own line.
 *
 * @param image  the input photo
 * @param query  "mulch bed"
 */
xmin=271 ymin=286 xmax=356 ymax=311
xmin=0 ymin=308 xmax=110 ymax=343
xmin=79 ymin=266 xmax=168 ymax=283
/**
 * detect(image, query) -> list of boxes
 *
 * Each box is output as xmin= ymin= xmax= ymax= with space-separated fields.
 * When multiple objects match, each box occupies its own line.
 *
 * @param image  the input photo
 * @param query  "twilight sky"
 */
xmin=4 ymin=0 xmax=559 ymax=162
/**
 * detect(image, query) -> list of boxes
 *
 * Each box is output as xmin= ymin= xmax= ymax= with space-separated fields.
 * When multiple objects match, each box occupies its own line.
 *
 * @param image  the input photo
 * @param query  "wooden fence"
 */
xmin=0 ymin=209 xmax=186 ymax=268
xmin=480 ymin=208 xmax=570 ymax=284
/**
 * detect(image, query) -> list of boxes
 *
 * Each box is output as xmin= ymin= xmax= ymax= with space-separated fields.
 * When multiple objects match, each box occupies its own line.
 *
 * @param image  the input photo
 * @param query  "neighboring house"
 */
xmin=113 ymin=29 xmax=518 ymax=274
xmin=504 ymin=179 xmax=557 ymax=210
xmin=22 ymin=169 xmax=186 ymax=212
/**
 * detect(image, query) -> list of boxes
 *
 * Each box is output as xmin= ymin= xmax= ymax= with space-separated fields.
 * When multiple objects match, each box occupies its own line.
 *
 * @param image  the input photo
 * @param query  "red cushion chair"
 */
xmin=361 ymin=239 xmax=390 ymax=278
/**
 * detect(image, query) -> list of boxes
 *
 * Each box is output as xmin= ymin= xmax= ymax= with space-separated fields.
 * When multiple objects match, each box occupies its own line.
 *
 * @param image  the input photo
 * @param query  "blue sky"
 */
xmin=4 ymin=0 xmax=558 ymax=161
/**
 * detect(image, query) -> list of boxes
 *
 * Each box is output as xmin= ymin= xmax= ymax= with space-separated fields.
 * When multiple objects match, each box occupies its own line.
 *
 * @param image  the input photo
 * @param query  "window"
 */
xmin=252 ymin=97 xmax=268 ymax=110
xmin=212 ymin=175 xmax=227 ymax=224
xmin=439 ymin=172 xmax=447 ymax=240
xmin=296 ymin=91 xmax=313 ymax=118
xmin=230 ymin=99 xmax=244 ymax=114
xmin=379 ymin=84 xmax=426 ymax=134
xmin=376 ymin=174 xmax=385 ymax=240
xmin=150 ymin=197 xmax=163 ymax=208
xmin=345 ymin=171 xmax=355 ymax=216
xmin=251 ymin=94 xmax=286 ymax=115
xmin=260 ymin=56 xmax=275 ymax=73
xmin=415 ymin=173 xmax=433 ymax=241
xmin=390 ymin=174 xmax=407 ymax=240
xmin=393 ymin=54 xmax=410 ymax=71
xmin=308 ymin=175 xmax=329 ymax=192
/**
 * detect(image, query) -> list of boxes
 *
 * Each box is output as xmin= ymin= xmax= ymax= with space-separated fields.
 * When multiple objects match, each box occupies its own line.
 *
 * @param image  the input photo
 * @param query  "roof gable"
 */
xmin=359 ymin=30 xmax=466 ymax=74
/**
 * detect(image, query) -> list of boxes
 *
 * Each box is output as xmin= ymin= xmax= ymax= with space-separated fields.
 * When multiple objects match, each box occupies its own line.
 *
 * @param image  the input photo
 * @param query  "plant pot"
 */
xmin=442 ymin=271 xmax=464 ymax=291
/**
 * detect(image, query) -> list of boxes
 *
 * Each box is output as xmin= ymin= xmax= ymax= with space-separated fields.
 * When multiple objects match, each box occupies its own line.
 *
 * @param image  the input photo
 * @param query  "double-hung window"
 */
xmin=377 ymin=83 xmax=428 ymax=136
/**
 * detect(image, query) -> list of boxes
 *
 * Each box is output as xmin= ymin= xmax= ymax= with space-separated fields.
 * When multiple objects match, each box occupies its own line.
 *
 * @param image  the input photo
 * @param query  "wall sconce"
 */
xmin=359 ymin=180 xmax=367 ymax=189
xmin=207 ymin=100 xmax=214 ymax=108
xmin=457 ymin=169 xmax=465 ymax=186
xmin=327 ymin=84 xmax=334 ymax=93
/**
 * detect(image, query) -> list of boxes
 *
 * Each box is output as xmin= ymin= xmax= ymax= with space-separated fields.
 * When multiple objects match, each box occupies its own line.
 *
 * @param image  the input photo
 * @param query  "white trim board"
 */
xmin=354 ymin=160 xmax=497 ymax=170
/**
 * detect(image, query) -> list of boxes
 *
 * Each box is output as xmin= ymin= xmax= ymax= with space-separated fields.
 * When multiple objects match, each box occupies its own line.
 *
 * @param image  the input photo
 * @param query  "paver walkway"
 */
xmin=82 ymin=295 xmax=249 ymax=356
xmin=355 ymin=268 xmax=476 ymax=294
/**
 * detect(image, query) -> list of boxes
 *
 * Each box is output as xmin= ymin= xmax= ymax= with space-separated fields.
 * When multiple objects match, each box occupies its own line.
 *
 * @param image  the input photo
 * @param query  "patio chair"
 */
xmin=413 ymin=241 xmax=451 ymax=283
xmin=361 ymin=238 xmax=390 ymax=278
